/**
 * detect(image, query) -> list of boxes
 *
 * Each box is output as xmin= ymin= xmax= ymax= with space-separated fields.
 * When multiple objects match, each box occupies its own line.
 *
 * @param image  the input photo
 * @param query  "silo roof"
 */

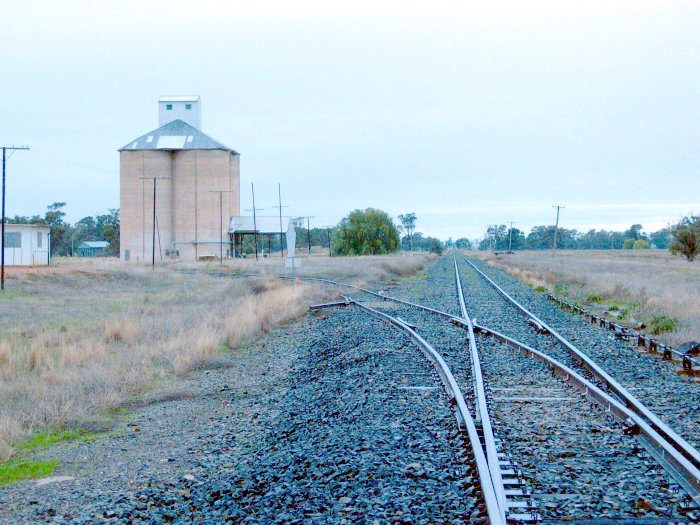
xmin=119 ymin=120 xmax=239 ymax=153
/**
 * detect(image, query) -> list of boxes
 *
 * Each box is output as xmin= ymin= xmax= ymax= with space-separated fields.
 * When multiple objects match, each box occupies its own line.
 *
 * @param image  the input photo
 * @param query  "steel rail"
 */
xmin=334 ymin=297 xmax=506 ymax=525
xmin=460 ymin=256 xmax=700 ymax=475
xmin=306 ymin=263 xmax=699 ymax=508
xmin=452 ymin=256 xmax=507 ymax=522
xmin=455 ymin=319 xmax=700 ymax=504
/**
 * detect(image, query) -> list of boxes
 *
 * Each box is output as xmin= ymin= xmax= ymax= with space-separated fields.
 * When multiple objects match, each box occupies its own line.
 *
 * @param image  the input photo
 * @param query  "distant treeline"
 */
xmin=8 ymin=202 xmax=120 ymax=256
xmin=476 ymin=223 xmax=672 ymax=251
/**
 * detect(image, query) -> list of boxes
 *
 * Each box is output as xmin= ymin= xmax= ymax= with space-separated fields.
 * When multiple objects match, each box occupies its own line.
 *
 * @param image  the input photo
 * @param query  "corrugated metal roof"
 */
xmin=229 ymin=216 xmax=291 ymax=234
xmin=119 ymin=120 xmax=239 ymax=153
xmin=159 ymin=95 xmax=200 ymax=102
xmin=78 ymin=241 xmax=110 ymax=248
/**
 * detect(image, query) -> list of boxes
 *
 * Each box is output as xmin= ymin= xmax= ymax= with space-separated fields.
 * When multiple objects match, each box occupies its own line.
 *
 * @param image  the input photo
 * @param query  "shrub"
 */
xmin=534 ymin=285 xmax=546 ymax=294
xmin=649 ymin=315 xmax=679 ymax=335
xmin=622 ymin=238 xmax=635 ymax=249
xmin=586 ymin=293 xmax=603 ymax=303
xmin=633 ymin=239 xmax=650 ymax=250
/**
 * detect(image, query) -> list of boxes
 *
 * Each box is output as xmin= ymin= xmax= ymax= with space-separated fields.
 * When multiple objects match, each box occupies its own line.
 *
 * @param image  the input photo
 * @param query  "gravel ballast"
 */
xmin=0 ymin=286 xmax=480 ymax=524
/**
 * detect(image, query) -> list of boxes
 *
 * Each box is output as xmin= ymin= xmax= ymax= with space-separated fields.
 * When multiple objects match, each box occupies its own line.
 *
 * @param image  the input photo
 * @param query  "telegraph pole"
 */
xmin=139 ymin=176 xmax=169 ymax=268
xmin=306 ymin=216 xmax=316 ymax=255
xmin=552 ymin=205 xmax=565 ymax=254
xmin=209 ymin=190 xmax=233 ymax=263
xmin=507 ymin=221 xmax=515 ymax=253
xmin=2 ymin=145 xmax=30 ymax=291
xmin=271 ymin=183 xmax=288 ymax=258
xmin=245 ymin=183 xmax=264 ymax=261
xmin=323 ymin=226 xmax=333 ymax=257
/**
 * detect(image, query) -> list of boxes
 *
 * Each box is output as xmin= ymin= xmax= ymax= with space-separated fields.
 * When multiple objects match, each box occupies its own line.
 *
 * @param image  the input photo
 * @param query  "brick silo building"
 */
xmin=119 ymin=96 xmax=240 ymax=261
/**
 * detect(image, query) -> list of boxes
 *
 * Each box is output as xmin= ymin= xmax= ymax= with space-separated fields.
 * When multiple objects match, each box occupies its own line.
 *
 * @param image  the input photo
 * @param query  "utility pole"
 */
xmin=552 ymin=205 xmax=565 ymax=255
xmin=306 ymin=216 xmax=316 ymax=255
xmin=2 ymin=145 xmax=30 ymax=291
xmin=507 ymin=221 xmax=515 ymax=253
xmin=244 ymin=183 xmax=264 ymax=261
xmin=139 ymin=176 xmax=170 ymax=268
xmin=209 ymin=190 xmax=233 ymax=263
xmin=323 ymin=226 xmax=333 ymax=257
xmin=271 ymin=183 xmax=288 ymax=258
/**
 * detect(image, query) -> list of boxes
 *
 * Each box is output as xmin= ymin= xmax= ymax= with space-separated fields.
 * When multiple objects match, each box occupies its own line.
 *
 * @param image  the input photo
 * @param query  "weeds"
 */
xmin=586 ymin=293 xmax=603 ymax=303
xmin=649 ymin=315 xmax=679 ymax=335
xmin=471 ymin=250 xmax=699 ymax=345
xmin=0 ymin=459 xmax=56 ymax=485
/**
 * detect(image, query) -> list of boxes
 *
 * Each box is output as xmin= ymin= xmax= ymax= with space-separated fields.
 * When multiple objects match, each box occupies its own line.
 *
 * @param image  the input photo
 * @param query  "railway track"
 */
xmin=307 ymin=254 xmax=700 ymax=523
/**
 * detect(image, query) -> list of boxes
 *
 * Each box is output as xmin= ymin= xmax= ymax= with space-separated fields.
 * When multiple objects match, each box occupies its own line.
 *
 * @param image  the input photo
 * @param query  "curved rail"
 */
xmin=337 ymin=297 xmax=505 ymax=525
xmin=453 ymin=256 xmax=507 ymax=521
xmin=460 ymin=256 xmax=700 ymax=484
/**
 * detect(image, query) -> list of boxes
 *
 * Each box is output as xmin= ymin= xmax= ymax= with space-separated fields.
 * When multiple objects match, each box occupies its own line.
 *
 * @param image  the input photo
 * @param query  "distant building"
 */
xmin=2 ymin=224 xmax=50 ymax=266
xmin=76 ymin=241 xmax=110 ymax=257
xmin=119 ymin=96 xmax=240 ymax=261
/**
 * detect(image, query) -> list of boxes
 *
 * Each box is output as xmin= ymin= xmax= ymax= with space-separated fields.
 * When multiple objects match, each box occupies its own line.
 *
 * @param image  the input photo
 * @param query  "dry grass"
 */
xmin=0 ymin=253 xmax=429 ymax=461
xmin=469 ymin=250 xmax=700 ymax=346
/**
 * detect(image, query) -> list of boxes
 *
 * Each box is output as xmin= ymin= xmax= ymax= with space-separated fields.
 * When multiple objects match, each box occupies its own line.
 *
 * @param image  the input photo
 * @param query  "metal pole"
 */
xmin=252 ymin=183 xmax=258 ymax=261
xmin=507 ymin=221 xmax=514 ymax=253
xmin=552 ymin=205 xmax=564 ymax=254
xmin=327 ymin=227 xmax=332 ymax=257
xmin=1 ymin=148 xmax=5 ymax=291
xmin=2 ymin=146 xmax=29 ymax=290
xmin=277 ymin=183 xmax=286 ymax=258
xmin=306 ymin=216 xmax=315 ymax=255
xmin=219 ymin=191 xmax=223 ymax=262
xmin=152 ymin=178 xmax=156 ymax=267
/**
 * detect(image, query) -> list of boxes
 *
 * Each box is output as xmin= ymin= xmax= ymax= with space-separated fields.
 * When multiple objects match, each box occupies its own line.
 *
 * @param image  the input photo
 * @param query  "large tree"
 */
xmin=397 ymin=212 xmax=417 ymax=251
xmin=333 ymin=208 xmax=401 ymax=255
xmin=670 ymin=215 xmax=700 ymax=261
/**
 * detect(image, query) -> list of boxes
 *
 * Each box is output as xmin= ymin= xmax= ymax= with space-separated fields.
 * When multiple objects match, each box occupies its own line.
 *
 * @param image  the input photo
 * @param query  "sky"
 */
xmin=1 ymin=0 xmax=699 ymax=240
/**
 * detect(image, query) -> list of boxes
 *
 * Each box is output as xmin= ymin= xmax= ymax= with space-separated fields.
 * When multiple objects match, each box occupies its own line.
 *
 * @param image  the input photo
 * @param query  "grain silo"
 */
xmin=119 ymin=96 xmax=240 ymax=261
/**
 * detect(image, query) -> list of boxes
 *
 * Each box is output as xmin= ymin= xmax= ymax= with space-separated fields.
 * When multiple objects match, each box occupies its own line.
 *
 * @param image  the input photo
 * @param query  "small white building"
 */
xmin=2 ymin=224 xmax=50 ymax=266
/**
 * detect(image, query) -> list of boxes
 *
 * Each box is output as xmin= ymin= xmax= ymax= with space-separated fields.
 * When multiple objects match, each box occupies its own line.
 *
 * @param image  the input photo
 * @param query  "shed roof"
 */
xmin=5 ymin=223 xmax=49 ymax=230
xmin=78 ymin=241 xmax=109 ymax=248
xmin=229 ymin=216 xmax=292 ymax=234
xmin=119 ymin=120 xmax=239 ymax=153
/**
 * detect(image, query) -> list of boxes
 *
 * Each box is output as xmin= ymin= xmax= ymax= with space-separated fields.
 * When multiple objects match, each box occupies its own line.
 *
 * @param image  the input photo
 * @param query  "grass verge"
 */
xmin=468 ymin=249 xmax=700 ymax=346
xmin=0 ymin=253 xmax=430 ymax=465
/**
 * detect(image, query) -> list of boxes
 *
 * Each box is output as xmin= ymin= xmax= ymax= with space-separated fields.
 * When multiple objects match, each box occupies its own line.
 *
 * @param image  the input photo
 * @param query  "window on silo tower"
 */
xmin=185 ymin=104 xmax=192 ymax=110
xmin=166 ymin=104 xmax=173 ymax=110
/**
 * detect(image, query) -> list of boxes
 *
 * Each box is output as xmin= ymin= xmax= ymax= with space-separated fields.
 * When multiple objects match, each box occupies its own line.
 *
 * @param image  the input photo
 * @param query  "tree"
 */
xmin=670 ymin=215 xmax=700 ymax=261
xmin=397 ymin=213 xmax=417 ymax=251
xmin=333 ymin=208 xmax=400 ymax=255
xmin=97 ymin=209 xmax=120 ymax=256
xmin=650 ymin=228 xmax=672 ymax=249
xmin=624 ymin=224 xmax=645 ymax=241
xmin=428 ymin=238 xmax=443 ymax=255
xmin=455 ymin=238 xmax=472 ymax=250
xmin=44 ymin=202 xmax=71 ymax=256
xmin=622 ymin=238 xmax=635 ymax=249
xmin=633 ymin=239 xmax=650 ymax=250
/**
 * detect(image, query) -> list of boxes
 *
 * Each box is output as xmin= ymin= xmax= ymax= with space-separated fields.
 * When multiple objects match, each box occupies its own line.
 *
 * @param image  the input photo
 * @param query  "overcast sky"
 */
xmin=1 ymin=1 xmax=698 ymax=240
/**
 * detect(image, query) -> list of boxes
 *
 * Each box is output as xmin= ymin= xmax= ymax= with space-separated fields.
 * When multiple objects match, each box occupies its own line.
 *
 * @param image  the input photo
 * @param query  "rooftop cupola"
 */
xmin=158 ymin=95 xmax=201 ymax=129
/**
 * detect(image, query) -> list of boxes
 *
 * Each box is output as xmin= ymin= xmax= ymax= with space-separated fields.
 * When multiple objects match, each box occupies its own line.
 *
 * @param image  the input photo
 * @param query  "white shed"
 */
xmin=2 ymin=224 xmax=50 ymax=266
